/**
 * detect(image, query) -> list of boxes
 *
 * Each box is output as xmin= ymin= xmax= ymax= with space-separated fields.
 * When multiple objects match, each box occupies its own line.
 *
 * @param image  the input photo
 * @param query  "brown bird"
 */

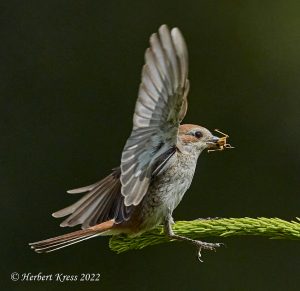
xmin=30 ymin=24 xmax=231 ymax=259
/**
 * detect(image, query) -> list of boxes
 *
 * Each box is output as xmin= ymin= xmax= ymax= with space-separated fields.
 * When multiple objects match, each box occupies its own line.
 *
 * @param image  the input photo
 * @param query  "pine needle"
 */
xmin=109 ymin=217 xmax=300 ymax=254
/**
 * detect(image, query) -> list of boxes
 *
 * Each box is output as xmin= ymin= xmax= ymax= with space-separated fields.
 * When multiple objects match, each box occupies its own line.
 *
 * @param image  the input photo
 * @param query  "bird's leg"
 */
xmin=164 ymin=212 xmax=223 ymax=262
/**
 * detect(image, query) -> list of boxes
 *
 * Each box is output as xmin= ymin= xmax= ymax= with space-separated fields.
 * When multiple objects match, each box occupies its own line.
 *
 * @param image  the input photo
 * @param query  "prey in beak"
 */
xmin=207 ymin=129 xmax=234 ymax=153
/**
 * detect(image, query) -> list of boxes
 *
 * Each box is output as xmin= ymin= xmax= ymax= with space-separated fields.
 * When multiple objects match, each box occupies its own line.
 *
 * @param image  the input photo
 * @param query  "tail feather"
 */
xmin=29 ymin=220 xmax=114 ymax=253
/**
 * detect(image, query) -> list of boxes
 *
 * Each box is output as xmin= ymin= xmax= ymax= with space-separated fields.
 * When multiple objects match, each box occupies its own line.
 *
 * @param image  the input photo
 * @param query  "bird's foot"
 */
xmin=164 ymin=213 xmax=224 ymax=262
xmin=168 ymin=233 xmax=224 ymax=262
xmin=191 ymin=240 xmax=224 ymax=262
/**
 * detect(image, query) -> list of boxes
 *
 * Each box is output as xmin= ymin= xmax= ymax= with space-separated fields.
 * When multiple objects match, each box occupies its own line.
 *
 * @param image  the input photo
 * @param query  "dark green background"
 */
xmin=2 ymin=1 xmax=300 ymax=290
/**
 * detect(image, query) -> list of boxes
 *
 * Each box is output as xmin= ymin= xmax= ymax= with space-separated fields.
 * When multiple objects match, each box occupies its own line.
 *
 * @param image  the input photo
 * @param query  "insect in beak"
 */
xmin=207 ymin=129 xmax=234 ymax=153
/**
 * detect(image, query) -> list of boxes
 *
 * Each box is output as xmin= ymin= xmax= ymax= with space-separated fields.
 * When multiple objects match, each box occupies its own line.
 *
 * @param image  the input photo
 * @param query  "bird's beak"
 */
xmin=206 ymin=136 xmax=220 ymax=149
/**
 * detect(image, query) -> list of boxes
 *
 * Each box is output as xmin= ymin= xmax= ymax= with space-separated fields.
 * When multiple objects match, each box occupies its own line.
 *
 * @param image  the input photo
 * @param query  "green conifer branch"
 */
xmin=109 ymin=217 xmax=300 ymax=254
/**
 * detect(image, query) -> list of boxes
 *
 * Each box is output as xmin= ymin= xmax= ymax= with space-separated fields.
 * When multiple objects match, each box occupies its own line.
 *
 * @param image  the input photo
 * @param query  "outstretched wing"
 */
xmin=121 ymin=25 xmax=189 ymax=206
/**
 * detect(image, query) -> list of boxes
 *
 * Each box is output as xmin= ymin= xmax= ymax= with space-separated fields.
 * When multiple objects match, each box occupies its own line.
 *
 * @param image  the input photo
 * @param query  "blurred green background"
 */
xmin=1 ymin=1 xmax=300 ymax=290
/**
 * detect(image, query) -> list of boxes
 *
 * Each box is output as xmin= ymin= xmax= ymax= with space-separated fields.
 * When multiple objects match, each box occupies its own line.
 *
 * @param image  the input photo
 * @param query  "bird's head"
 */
xmin=178 ymin=124 xmax=220 ymax=154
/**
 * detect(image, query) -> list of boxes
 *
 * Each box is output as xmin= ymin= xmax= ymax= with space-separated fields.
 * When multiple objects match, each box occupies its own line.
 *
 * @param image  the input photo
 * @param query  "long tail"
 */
xmin=29 ymin=220 xmax=114 ymax=253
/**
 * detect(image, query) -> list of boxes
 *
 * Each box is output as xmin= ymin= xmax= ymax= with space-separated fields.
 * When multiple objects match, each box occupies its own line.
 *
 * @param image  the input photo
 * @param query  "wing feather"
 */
xmin=52 ymin=168 xmax=132 ymax=229
xmin=120 ymin=25 xmax=189 ymax=206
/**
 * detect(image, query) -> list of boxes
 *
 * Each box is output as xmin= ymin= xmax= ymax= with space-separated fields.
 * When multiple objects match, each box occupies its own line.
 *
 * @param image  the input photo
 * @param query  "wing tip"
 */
xmin=66 ymin=188 xmax=88 ymax=194
xmin=159 ymin=24 xmax=169 ymax=30
xmin=52 ymin=211 xmax=62 ymax=218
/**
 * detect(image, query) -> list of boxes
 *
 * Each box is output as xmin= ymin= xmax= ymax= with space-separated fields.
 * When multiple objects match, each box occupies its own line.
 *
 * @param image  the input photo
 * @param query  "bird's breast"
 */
xmin=135 ymin=151 xmax=199 ymax=232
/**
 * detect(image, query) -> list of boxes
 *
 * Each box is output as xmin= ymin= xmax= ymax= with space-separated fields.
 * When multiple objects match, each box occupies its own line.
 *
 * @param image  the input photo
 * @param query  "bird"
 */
xmin=29 ymin=24 xmax=232 ymax=259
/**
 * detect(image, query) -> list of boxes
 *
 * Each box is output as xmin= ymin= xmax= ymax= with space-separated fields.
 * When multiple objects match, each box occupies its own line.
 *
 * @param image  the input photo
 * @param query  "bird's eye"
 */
xmin=194 ymin=131 xmax=203 ymax=138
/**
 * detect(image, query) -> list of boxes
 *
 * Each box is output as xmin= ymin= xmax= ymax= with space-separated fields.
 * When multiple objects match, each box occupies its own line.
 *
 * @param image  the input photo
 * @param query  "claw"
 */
xmin=192 ymin=240 xmax=223 ymax=261
xmin=197 ymin=247 xmax=203 ymax=262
